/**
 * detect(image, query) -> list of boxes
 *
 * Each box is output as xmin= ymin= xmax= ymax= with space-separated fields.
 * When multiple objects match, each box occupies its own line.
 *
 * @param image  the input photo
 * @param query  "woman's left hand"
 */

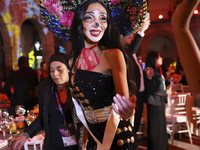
xmin=112 ymin=94 xmax=137 ymax=120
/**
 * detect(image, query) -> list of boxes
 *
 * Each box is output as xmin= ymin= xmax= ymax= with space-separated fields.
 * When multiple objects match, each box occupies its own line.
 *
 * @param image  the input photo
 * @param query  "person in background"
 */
xmin=4 ymin=56 xmax=38 ymax=110
xmin=122 ymin=18 xmax=150 ymax=133
xmin=13 ymin=53 xmax=79 ymax=150
xmin=144 ymin=51 xmax=168 ymax=150
xmin=171 ymin=0 xmax=200 ymax=106
xmin=37 ymin=61 xmax=48 ymax=82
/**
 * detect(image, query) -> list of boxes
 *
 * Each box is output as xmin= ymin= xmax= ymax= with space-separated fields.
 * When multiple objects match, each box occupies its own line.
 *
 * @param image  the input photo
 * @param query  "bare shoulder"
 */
xmin=104 ymin=48 xmax=124 ymax=61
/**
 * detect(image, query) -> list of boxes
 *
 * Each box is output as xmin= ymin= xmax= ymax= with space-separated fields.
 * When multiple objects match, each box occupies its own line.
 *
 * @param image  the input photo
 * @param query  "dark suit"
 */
xmin=4 ymin=66 xmax=38 ymax=110
xmin=126 ymin=33 xmax=145 ymax=133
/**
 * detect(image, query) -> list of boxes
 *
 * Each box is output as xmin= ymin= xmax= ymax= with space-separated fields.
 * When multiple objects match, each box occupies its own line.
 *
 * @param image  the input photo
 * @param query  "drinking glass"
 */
xmin=25 ymin=111 xmax=37 ymax=126
xmin=0 ymin=120 xmax=8 ymax=139
xmin=15 ymin=105 xmax=26 ymax=117
xmin=7 ymin=115 xmax=16 ymax=140
xmin=1 ymin=108 xmax=9 ymax=120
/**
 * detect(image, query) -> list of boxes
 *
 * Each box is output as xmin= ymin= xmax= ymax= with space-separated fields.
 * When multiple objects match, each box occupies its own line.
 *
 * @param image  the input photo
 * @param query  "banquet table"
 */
xmin=0 ymin=128 xmax=44 ymax=150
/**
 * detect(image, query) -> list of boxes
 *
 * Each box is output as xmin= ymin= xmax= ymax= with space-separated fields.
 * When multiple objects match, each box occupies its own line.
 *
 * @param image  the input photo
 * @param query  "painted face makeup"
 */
xmin=82 ymin=2 xmax=107 ymax=44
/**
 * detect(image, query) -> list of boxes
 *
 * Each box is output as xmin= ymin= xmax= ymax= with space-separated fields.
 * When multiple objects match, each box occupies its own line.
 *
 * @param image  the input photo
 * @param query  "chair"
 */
xmin=172 ymin=84 xmax=183 ymax=93
xmin=24 ymin=140 xmax=43 ymax=150
xmin=24 ymin=134 xmax=44 ymax=150
xmin=182 ymin=85 xmax=190 ymax=93
xmin=166 ymin=93 xmax=192 ymax=146
xmin=182 ymin=85 xmax=200 ymax=135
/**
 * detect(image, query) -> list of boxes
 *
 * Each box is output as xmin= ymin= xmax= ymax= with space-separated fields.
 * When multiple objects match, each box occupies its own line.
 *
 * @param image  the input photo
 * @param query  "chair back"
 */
xmin=172 ymin=84 xmax=183 ymax=93
xmin=24 ymin=139 xmax=43 ymax=150
xmin=182 ymin=85 xmax=190 ymax=93
xmin=168 ymin=94 xmax=188 ymax=117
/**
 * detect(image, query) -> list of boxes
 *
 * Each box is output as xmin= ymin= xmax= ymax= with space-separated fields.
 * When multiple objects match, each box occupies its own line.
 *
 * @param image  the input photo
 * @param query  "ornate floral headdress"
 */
xmin=40 ymin=0 xmax=147 ymax=41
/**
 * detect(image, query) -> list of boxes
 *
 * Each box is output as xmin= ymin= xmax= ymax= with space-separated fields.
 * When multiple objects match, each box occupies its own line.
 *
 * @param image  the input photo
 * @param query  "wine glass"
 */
xmin=7 ymin=115 xmax=16 ymax=140
xmin=15 ymin=105 xmax=26 ymax=117
xmin=0 ymin=120 xmax=8 ymax=139
xmin=1 ymin=108 xmax=9 ymax=120
xmin=25 ymin=111 xmax=37 ymax=126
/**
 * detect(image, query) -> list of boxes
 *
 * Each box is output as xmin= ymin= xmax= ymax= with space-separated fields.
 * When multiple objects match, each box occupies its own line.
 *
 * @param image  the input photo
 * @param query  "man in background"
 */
xmin=122 ymin=18 xmax=150 ymax=133
xmin=4 ymin=56 xmax=38 ymax=110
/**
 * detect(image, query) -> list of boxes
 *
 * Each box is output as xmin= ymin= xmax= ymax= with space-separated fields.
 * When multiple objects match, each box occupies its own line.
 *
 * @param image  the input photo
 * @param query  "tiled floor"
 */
xmin=137 ymin=134 xmax=200 ymax=150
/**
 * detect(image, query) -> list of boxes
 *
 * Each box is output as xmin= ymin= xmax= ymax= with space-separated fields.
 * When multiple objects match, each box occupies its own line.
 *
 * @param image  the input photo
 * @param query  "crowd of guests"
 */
xmin=1 ymin=0 xmax=199 ymax=150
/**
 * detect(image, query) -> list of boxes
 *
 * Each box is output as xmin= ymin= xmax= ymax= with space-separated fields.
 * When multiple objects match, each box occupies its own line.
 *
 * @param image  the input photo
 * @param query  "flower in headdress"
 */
xmin=110 ymin=0 xmax=120 ymax=5
xmin=43 ymin=10 xmax=49 ymax=16
xmin=129 ymin=7 xmax=137 ymax=14
xmin=51 ymin=0 xmax=60 ymax=4
xmin=129 ymin=15 xmax=135 ymax=21
xmin=111 ymin=8 xmax=126 ymax=22
xmin=131 ymin=22 xmax=138 ymax=28
xmin=59 ymin=10 xmax=75 ymax=27
xmin=138 ymin=8 xmax=143 ymax=16
xmin=42 ymin=0 xmax=62 ymax=16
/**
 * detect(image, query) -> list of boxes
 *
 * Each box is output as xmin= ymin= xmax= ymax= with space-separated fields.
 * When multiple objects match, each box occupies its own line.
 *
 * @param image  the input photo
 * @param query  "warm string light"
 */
xmin=194 ymin=9 xmax=199 ymax=14
xmin=158 ymin=14 xmax=163 ymax=19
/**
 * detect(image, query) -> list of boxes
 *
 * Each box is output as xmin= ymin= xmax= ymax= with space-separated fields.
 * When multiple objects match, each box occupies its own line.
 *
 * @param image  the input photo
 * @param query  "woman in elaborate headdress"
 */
xmin=40 ymin=0 xmax=147 ymax=149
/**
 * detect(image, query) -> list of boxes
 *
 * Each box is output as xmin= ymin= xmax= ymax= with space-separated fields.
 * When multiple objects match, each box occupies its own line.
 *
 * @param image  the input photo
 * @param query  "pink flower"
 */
xmin=42 ymin=0 xmax=62 ymax=16
xmin=42 ymin=0 xmax=52 ymax=8
xmin=129 ymin=15 xmax=135 ymax=21
xmin=129 ymin=7 xmax=137 ymax=14
xmin=110 ymin=0 xmax=120 ymax=5
xmin=54 ymin=3 xmax=63 ymax=15
xmin=59 ymin=11 xmax=75 ymax=27
xmin=131 ymin=22 xmax=138 ymax=28
xmin=50 ymin=0 xmax=60 ymax=4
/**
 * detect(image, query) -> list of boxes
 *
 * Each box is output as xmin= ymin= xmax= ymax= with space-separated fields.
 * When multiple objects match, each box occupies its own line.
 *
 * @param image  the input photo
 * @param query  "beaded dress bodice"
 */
xmin=69 ymin=69 xmax=115 ymax=110
xmin=69 ymin=69 xmax=137 ymax=150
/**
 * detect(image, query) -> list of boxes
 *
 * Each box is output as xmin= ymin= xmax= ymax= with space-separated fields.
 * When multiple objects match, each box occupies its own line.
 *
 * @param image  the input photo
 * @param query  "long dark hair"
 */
xmin=70 ymin=0 xmax=136 ymax=96
xmin=145 ymin=51 xmax=161 ymax=77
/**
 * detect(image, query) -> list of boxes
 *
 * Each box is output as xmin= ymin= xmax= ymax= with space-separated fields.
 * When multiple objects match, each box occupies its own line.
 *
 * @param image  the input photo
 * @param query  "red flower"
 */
xmin=131 ymin=22 xmax=138 ymax=28
xmin=129 ymin=15 xmax=135 ymax=21
xmin=127 ymin=6 xmax=130 ymax=12
xmin=129 ymin=7 xmax=137 ymax=14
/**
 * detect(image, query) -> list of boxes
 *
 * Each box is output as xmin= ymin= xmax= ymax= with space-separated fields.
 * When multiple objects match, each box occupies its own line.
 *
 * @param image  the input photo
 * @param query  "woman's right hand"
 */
xmin=13 ymin=135 xmax=26 ymax=150
xmin=145 ymin=67 xmax=154 ymax=79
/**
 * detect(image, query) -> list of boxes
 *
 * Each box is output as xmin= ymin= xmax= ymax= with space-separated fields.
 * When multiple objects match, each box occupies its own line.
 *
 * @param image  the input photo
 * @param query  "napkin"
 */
xmin=0 ymin=140 xmax=8 ymax=148
xmin=27 ymin=134 xmax=44 ymax=143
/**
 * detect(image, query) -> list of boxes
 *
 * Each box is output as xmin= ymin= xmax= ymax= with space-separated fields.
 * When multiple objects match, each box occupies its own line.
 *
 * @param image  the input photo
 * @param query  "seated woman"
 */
xmin=14 ymin=53 xmax=79 ymax=150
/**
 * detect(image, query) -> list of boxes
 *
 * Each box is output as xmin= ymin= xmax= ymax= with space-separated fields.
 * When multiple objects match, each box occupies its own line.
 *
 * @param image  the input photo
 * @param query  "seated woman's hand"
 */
xmin=112 ymin=94 xmax=137 ymax=120
xmin=13 ymin=135 xmax=27 ymax=150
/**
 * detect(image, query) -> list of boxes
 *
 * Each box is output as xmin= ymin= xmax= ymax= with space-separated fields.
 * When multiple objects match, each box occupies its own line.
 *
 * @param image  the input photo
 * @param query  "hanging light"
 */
xmin=35 ymin=41 xmax=40 ymax=51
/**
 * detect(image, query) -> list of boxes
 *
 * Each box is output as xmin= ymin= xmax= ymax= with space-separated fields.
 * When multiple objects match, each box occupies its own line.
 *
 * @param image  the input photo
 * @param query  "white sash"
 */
xmin=72 ymin=98 xmax=120 ymax=150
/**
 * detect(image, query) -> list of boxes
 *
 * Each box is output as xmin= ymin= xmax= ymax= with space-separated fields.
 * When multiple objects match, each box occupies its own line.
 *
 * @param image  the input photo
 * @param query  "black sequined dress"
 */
xmin=69 ymin=69 xmax=137 ymax=150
